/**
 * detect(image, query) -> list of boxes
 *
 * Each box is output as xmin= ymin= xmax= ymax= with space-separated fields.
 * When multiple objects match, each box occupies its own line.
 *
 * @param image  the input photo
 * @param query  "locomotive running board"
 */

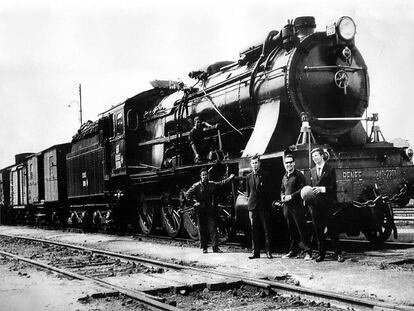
xmin=242 ymin=99 xmax=280 ymax=157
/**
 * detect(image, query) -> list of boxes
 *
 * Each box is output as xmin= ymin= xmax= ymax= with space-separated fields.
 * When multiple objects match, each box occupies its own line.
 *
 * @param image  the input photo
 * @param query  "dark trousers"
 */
xmin=308 ymin=196 xmax=341 ymax=256
xmin=197 ymin=212 xmax=218 ymax=249
xmin=283 ymin=204 xmax=311 ymax=253
xmin=249 ymin=210 xmax=271 ymax=255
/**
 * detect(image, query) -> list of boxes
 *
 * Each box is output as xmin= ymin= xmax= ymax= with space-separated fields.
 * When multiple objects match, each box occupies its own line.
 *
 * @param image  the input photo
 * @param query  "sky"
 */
xmin=1 ymin=0 xmax=413 ymax=168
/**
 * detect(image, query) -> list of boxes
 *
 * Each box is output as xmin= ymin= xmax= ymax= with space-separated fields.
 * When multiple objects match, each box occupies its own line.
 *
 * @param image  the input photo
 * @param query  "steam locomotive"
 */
xmin=1 ymin=16 xmax=413 ymax=244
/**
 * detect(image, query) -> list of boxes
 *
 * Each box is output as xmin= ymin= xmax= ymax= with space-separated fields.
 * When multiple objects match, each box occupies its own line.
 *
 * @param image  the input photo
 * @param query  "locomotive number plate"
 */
xmin=375 ymin=169 xmax=397 ymax=180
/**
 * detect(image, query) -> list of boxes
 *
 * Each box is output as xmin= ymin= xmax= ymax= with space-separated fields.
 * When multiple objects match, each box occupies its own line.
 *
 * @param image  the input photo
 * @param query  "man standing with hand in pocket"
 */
xmin=246 ymin=154 xmax=273 ymax=259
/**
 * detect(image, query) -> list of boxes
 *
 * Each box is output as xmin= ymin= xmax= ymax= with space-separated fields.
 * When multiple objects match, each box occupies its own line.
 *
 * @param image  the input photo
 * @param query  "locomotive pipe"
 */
xmin=201 ymin=84 xmax=244 ymax=136
xmin=249 ymin=30 xmax=281 ymax=106
xmin=314 ymin=114 xmax=378 ymax=122
xmin=303 ymin=65 xmax=364 ymax=72
xmin=315 ymin=117 xmax=371 ymax=121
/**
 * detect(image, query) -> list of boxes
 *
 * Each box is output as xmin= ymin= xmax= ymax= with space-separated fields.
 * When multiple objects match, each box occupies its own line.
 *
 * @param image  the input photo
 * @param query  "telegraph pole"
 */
xmin=79 ymin=83 xmax=83 ymax=125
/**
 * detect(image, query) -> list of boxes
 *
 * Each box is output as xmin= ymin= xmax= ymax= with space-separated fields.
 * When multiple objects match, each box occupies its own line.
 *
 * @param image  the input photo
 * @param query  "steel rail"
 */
xmin=9 ymin=228 xmax=412 ymax=249
xmin=0 ymin=247 xmax=181 ymax=311
xmin=134 ymin=233 xmax=243 ymax=247
xmin=0 ymin=233 xmax=412 ymax=310
xmin=338 ymin=238 xmax=414 ymax=248
xmin=134 ymin=232 xmax=414 ymax=248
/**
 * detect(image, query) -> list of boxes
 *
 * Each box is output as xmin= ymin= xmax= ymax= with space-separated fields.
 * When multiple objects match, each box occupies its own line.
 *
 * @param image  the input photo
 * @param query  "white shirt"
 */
xmin=315 ymin=162 xmax=326 ymax=193
xmin=316 ymin=163 xmax=325 ymax=177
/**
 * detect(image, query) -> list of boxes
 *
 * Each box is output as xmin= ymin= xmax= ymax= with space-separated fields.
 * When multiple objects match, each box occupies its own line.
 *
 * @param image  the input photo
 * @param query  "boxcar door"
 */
xmin=44 ymin=150 xmax=58 ymax=202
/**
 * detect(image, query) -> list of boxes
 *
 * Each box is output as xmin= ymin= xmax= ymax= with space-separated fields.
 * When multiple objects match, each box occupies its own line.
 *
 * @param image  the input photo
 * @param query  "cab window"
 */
xmin=115 ymin=112 xmax=124 ymax=136
xmin=29 ymin=163 xmax=33 ymax=180
xmin=126 ymin=109 xmax=139 ymax=131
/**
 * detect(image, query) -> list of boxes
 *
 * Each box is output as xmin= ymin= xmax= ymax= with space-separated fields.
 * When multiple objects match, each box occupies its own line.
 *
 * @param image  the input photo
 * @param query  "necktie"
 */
xmin=253 ymin=173 xmax=260 ymax=190
xmin=317 ymin=167 xmax=321 ymax=178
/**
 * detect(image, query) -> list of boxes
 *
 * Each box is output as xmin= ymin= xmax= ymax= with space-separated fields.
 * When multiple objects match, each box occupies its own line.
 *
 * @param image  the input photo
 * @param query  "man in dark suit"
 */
xmin=281 ymin=154 xmax=312 ymax=260
xmin=186 ymin=168 xmax=234 ymax=253
xmin=246 ymin=155 xmax=273 ymax=259
xmin=309 ymin=148 xmax=344 ymax=262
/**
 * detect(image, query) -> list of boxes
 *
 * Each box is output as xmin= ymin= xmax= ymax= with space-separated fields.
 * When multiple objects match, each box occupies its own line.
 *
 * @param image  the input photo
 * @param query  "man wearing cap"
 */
xmin=186 ymin=168 xmax=234 ymax=253
xmin=189 ymin=116 xmax=212 ymax=163
xmin=280 ymin=154 xmax=312 ymax=260
xmin=309 ymin=148 xmax=344 ymax=262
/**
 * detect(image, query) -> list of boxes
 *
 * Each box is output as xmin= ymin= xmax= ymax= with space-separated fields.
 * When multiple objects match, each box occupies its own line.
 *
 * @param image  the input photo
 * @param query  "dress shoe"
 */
xmin=212 ymin=247 xmax=223 ymax=253
xmin=335 ymin=253 xmax=345 ymax=262
xmin=202 ymin=248 xmax=208 ymax=254
xmin=249 ymin=254 xmax=260 ymax=259
xmin=315 ymin=255 xmax=325 ymax=262
xmin=282 ymin=251 xmax=297 ymax=259
xmin=266 ymin=252 xmax=273 ymax=259
xmin=303 ymin=253 xmax=312 ymax=261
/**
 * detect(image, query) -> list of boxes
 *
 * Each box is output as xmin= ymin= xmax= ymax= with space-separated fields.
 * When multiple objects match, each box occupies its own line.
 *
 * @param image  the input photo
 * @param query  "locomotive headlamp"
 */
xmin=337 ymin=16 xmax=356 ymax=41
xmin=405 ymin=147 xmax=414 ymax=161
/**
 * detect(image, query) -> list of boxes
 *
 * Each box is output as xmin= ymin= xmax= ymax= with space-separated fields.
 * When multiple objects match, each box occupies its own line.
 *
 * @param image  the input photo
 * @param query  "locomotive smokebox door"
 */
xmin=287 ymin=31 xmax=368 ymax=140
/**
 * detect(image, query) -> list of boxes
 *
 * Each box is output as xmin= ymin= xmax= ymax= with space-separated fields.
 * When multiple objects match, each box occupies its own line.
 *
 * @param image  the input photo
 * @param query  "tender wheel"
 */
xmin=104 ymin=210 xmax=115 ymax=232
xmin=51 ymin=211 xmax=61 ymax=225
xmin=138 ymin=200 xmax=155 ymax=235
xmin=363 ymin=203 xmax=394 ymax=244
xmin=15 ymin=210 xmax=25 ymax=224
xmin=80 ymin=211 xmax=91 ymax=229
xmin=92 ymin=211 xmax=102 ymax=229
xmin=182 ymin=206 xmax=199 ymax=240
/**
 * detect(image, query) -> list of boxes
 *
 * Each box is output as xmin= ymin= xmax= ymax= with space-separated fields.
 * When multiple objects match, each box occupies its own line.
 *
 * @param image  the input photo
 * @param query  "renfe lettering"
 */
xmin=342 ymin=171 xmax=362 ymax=181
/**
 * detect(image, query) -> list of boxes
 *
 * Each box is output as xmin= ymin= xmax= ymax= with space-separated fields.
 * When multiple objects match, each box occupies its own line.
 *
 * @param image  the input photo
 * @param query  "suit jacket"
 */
xmin=310 ymin=163 xmax=337 ymax=202
xmin=246 ymin=169 xmax=272 ymax=211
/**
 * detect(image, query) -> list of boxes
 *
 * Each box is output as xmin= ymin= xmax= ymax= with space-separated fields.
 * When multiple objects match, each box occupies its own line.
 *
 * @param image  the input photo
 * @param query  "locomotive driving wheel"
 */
xmin=182 ymin=205 xmax=199 ymax=240
xmin=161 ymin=193 xmax=182 ymax=238
xmin=181 ymin=205 xmax=233 ymax=242
xmin=138 ymin=199 xmax=155 ymax=235
xmin=363 ymin=202 xmax=395 ymax=245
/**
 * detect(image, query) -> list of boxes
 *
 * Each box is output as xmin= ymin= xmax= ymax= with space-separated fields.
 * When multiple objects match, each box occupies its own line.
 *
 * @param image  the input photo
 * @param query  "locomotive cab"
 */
xmin=109 ymin=107 xmax=127 ymax=176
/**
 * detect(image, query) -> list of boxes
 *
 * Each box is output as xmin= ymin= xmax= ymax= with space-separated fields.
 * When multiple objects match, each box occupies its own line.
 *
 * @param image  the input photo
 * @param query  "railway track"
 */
xmin=5 ymin=223 xmax=414 ymax=253
xmin=136 ymin=231 xmax=414 ymax=248
xmin=0 ymin=233 xmax=412 ymax=310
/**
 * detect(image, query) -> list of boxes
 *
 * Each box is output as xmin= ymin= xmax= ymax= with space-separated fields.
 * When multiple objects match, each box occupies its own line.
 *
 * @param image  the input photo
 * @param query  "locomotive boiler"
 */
xmin=1 ymin=16 xmax=413 ymax=245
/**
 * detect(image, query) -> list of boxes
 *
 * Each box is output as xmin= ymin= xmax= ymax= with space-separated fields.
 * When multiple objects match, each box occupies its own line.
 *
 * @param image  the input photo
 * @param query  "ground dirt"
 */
xmin=0 ymin=256 xmax=151 ymax=311
xmin=1 ymin=225 xmax=414 ymax=310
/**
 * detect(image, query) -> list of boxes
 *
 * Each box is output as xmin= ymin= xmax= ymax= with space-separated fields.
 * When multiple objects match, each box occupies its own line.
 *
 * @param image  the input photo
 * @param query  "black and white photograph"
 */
xmin=1 ymin=0 xmax=414 ymax=310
